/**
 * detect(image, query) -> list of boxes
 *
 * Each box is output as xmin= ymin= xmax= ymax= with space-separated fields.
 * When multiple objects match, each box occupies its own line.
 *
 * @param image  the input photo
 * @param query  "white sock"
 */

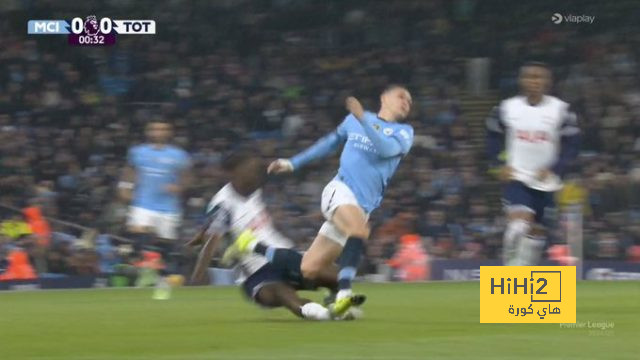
xmin=503 ymin=219 xmax=530 ymax=265
xmin=515 ymin=236 xmax=545 ymax=266
xmin=300 ymin=302 xmax=331 ymax=320
xmin=155 ymin=276 xmax=169 ymax=289
xmin=336 ymin=289 xmax=353 ymax=301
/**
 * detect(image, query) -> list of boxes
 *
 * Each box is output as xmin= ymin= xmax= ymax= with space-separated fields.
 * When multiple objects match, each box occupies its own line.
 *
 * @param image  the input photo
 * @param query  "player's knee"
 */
xmin=300 ymin=267 xmax=317 ymax=280
xmin=300 ymin=261 xmax=321 ymax=280
xmin=346 ymin=224 xmax=370 ymax=240
xmin=506 ymin=218 xmax=531 ymax=237
xmin=255 ymin=286 xmax=279 ymax=307
xmin=508 ymin=210 xmax=533 ymax=221
xmin=127 ymin=225 xmax=149 ymax=234
xmin=530 ymin=225 xmax=545 ymax=237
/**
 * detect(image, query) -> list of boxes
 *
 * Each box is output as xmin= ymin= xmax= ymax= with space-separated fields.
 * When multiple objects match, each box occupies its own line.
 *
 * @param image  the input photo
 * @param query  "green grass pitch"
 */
xmin=1 ymin=281 xmax=638 ymax=360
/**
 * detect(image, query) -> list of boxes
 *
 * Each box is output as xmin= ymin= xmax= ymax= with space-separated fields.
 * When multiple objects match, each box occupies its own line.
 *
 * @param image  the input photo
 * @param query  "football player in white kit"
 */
xmin=486 ymin=62 xmax=580 ymax=266
xmin=188 ymin=149 xmax=347 ymax=320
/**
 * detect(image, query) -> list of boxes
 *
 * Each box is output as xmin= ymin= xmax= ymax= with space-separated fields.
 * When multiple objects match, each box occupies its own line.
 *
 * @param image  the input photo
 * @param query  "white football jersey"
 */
xmin=204 ymin=183 xmax=293 ymax=276
xmin=496 ymin=95 xmax=577 ymax=191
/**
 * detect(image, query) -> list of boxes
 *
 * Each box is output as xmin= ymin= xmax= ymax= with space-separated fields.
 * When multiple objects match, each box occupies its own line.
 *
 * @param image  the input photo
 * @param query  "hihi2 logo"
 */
xmin=480 ymin=266 xmax=576 ymax=323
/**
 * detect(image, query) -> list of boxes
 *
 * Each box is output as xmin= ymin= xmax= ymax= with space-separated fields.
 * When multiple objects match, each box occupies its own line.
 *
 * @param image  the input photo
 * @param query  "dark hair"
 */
xmin=221 ymin=145 xmax=254 ymax=171
xmin=520 ymin=61 xmax=551 ymax=72
xmin=146 ymin=118 xmax=172 ymax=127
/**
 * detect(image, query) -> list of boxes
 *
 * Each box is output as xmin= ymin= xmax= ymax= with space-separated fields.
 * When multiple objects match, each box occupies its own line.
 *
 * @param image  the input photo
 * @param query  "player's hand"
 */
xmin=185 ymin=229 xmax=206 ymax=247
xmin=267 ymin=159 xmax=294 ymax=174
xmin=498 ymin=166 xmax=514 ymax=182
xmin=346 ymin=97 xmax=364 ymax=120
xmin=118 ymin=188 xmax=132 ymax=203
xmin=165 ymin=184 xmax=181 ymax=194
xmin=536 ymin=169 xmax=553 ymax=182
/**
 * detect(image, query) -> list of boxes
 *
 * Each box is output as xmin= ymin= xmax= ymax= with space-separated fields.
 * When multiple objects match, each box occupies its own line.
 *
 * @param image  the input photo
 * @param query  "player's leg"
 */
xmin=222 ymin=230 xmax=335 ymax=290
xmin=300 ymin=232 xmax=344 ymax=280
xmin=253 ymin=242 xmax=340 ymax=292
xmin=514 ymin=190 xmax=554 ymax=266
xmin=311 ymin=263 xmax=339 ymax=294
xmin=303 ymin=179 xmax=369 ymax=298
xmin=151 ymin=212 xmax=181 ymax=300
xmin=255 ymin=282 xmax=331 ymax=320
xmin=225 ymin=230 xmax=337 ymax=291
xmin=126 ymin=206 xmax=159 ymax=283
xmin=504 ymin=210 xmax=534 ymax=265
xmin=326 ymin=204 xmax=369 ymax=296
xmin=126 ymin=207 xmax=155 ymax=251
xmin=245 ymin=265 xmax=332 ymax=320
xmin=502 ymin=182 xmax=535 ymax=265
xmin=154 ymin=212 xmax=181 ymax=271
xmin=515 ymin=224 xmax=546 ymax=266
xmin=300 ymin=209 xmax=369 ymax=317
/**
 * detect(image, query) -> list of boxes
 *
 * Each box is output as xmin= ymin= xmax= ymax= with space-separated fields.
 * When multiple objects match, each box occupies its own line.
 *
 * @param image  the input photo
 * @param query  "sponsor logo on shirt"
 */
xmin=348 ymin=133 xmax=377 ymax=153
xmin=140 ymin=166 xmax=171 ymax=175
xmin=383 ymin=128 xmax=394 ymax=136
xmin=248 ymin=210 xmax=271 ymax=231
xmin=157 ymin=157 xmax=175 ymax=165
xmin=516 ymin=130 xmax=551 ymax=143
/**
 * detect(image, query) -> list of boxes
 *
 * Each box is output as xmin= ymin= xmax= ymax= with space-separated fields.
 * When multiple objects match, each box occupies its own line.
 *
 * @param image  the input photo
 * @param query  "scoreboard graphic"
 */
xmin=27 ymin=16 xmax=155 ymax=46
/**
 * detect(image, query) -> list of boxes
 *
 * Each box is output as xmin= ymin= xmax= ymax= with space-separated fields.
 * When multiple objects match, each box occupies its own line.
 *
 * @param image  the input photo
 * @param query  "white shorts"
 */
xmin=318 ymin=179 xmax=367 ymax=247
xmin=126 ymin=206 xmax=181 ymax=240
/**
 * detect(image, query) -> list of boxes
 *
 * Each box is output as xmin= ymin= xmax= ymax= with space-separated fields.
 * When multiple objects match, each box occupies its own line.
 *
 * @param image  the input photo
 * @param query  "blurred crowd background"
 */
xmin=1 ymin=0 xmax=639 ymax=280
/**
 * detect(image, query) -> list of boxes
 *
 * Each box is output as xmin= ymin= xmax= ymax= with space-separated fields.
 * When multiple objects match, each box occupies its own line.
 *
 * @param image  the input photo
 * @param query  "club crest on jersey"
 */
xmin=373 ymin=123 xmax=381 ymax=131
xmin=383 ymin=128 xmax=394 ymax=136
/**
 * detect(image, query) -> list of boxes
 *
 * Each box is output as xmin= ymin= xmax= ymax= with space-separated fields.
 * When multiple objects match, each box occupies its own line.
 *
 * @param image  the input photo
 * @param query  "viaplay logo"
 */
xmin=551 ymin=12 xmax=595 ymax=25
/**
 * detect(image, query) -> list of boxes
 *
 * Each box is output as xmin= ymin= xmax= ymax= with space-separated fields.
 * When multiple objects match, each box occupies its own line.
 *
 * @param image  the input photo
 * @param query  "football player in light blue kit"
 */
xmin=119 ymin=120 xmax=190 ymax=299
xmin=267 ymin=85 xmax=414 ymax=311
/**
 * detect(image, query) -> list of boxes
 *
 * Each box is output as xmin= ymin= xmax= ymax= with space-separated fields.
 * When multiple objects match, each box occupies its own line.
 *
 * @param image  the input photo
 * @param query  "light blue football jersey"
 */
xmin=128 ymin=144 xmax=190 ymax=213
xmin=291 ymin=112 xmax=413 ymax=213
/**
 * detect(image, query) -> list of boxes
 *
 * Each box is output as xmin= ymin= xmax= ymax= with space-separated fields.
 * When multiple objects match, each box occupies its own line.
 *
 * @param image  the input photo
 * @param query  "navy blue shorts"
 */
xmin=502 ymin=181 xmax=555 ymax=224
xmin=242 ymin=263 xmax=296 ymax=308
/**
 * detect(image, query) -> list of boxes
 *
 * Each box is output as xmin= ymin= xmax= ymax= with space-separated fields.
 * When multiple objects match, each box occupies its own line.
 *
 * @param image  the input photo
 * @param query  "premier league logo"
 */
xmin=84 ymin=15 xmax=100 ymax=35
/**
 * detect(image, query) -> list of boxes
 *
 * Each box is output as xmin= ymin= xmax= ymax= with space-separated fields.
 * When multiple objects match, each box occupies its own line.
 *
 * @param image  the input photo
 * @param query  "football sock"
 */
xmin=503 ymin=219 xmax=530 ymax=266
xmin=337 ymin=236 xmax=365 ymax=291
xmin=515 ymin=235 xmax=545 ymax=266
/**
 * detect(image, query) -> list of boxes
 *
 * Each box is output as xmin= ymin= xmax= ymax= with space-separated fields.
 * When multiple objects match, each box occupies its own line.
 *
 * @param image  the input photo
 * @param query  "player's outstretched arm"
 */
xmin=189 ymin=232 xmax=222 ymax=284
xmin=485 ymin=104 xmax=513 ymax=181
xmin=270 ymin=128 xmax=346 ymax=174
xmin=119 ymin=146 xmax=141 ymax=202
xmin=551 ymin=107 xmax=581 ymax=178
xmin=486 ymin=105 xmax=505 ymax=167
xmin=346 ymin=97 xmax=412 ymax=158
xmin=185 ymin=223 xmax=209 ymax=247
xmin=267 ymin=158 xmax=294 ymax=174
xmin=188 ymin=202 xmax=230 ymax=283
xmin=118 ymin=165 xmax=135 ymax=202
